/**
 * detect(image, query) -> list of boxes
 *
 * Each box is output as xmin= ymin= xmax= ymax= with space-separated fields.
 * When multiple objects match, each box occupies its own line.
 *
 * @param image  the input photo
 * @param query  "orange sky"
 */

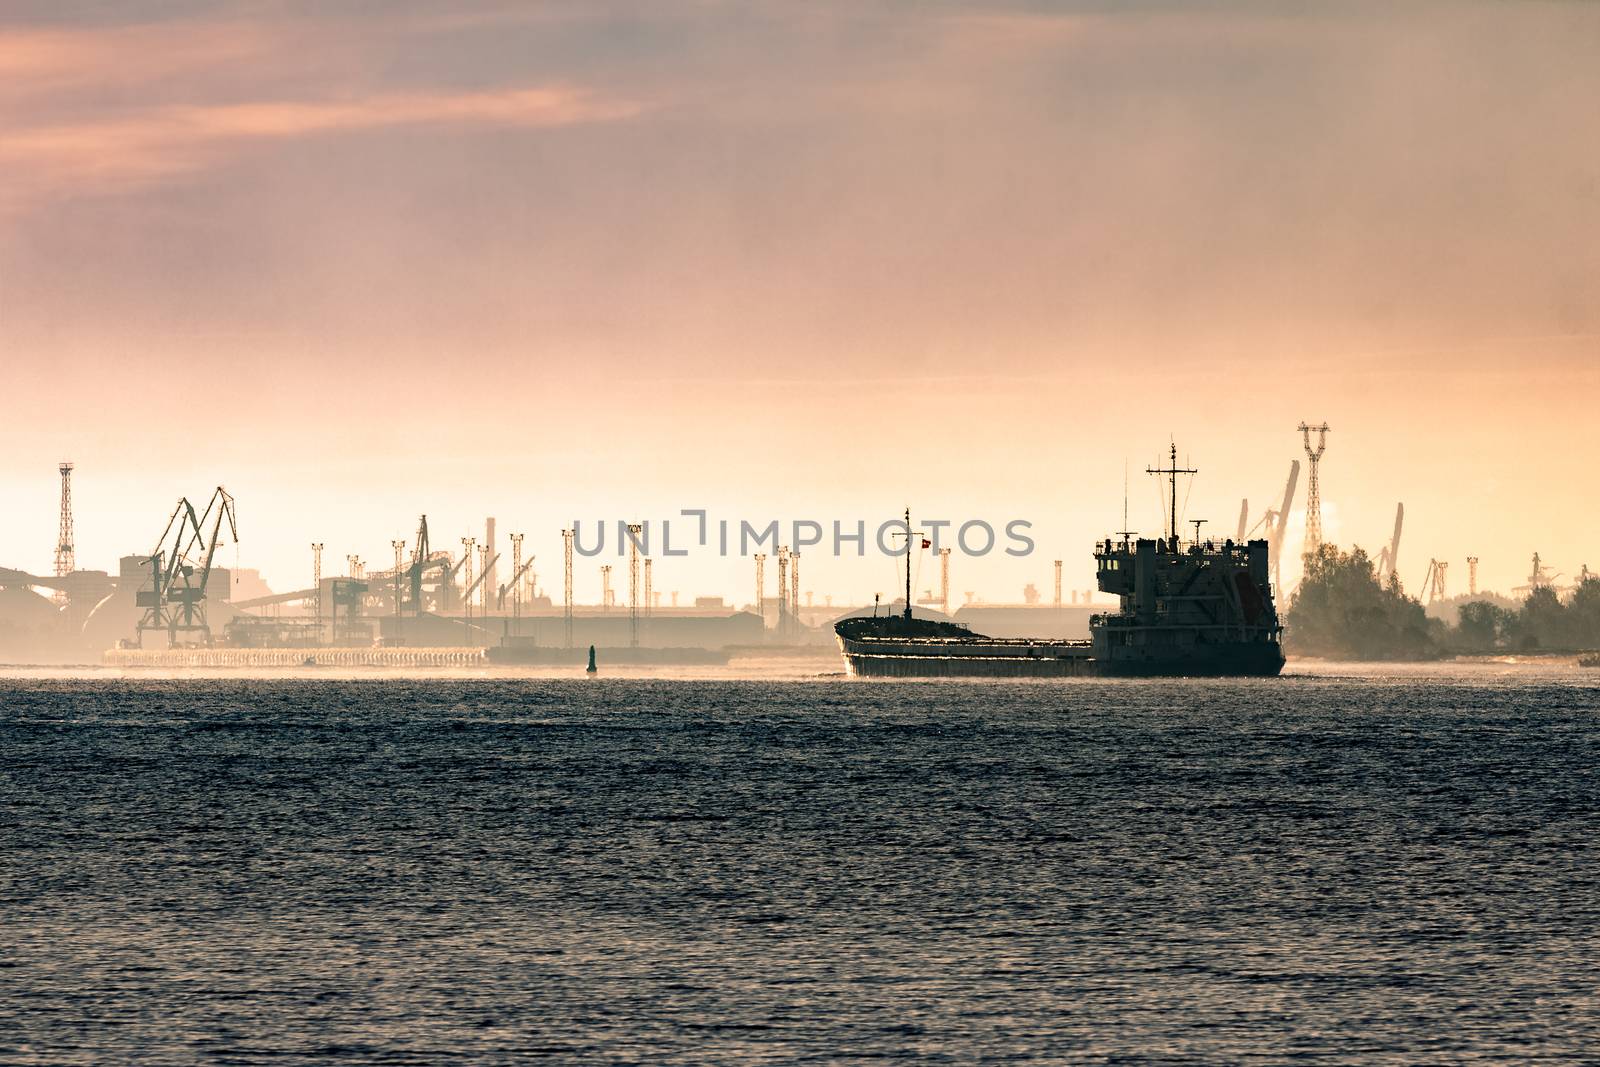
xmin=2 ymin=1 xmax=1597 ymax=603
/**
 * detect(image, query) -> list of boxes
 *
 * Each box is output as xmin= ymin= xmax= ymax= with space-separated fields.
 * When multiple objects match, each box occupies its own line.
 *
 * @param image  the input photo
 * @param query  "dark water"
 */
xmin=3 ymin=670 xmax=1599 ymax=1064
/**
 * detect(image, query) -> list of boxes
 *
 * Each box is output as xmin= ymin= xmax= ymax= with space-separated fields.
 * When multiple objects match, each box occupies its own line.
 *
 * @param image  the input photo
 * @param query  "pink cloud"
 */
xmin=0 ymin=85 xmax=648 ymax=205
xmin=0 ymin=21 xmax=280 ymax=98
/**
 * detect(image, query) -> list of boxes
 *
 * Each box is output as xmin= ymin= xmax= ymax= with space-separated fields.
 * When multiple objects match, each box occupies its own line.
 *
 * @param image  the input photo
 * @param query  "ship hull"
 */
xmin=1093 ymin=641 xmax=1285 ymax=678
xmin=836 ymin=634 xmax=1096 ymax=678
xmin=836 ymin=631 xmax=1284 ymax=679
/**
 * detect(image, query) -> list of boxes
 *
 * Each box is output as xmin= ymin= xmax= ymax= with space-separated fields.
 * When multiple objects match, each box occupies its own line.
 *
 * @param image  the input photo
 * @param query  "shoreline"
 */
xmin=0 ymin=653 xmax=1596 ymax=683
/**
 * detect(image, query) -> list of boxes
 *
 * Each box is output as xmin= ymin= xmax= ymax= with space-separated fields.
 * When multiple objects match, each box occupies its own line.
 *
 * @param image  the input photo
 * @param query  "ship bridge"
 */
xmin=1094 ymin=536 xmax=1276 ymax=632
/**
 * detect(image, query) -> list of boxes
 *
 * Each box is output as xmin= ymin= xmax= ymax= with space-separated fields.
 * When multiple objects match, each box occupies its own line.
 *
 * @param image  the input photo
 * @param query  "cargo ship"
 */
xmin=836 ymin=446 xmax=1286 ymax=678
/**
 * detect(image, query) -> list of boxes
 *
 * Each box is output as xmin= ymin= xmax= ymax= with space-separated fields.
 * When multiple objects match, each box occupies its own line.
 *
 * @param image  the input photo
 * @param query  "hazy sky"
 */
xmin=2 ymin=0 xmax=1597 ymax=603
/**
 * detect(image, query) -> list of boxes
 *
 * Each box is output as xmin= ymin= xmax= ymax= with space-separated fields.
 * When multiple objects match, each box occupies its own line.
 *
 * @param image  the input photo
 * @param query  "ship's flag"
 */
xmin=921 ymin=538 xmax=932 ymax=549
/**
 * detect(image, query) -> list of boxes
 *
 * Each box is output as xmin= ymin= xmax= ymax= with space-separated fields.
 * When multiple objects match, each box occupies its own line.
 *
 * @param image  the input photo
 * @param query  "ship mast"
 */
xmin=894 ymin=507 xmax=925 ymax=623
xmin=1146 ymin=443 xmax=1197 ymax=546
xmin=904 ymin=506 xmax=913 ymax=622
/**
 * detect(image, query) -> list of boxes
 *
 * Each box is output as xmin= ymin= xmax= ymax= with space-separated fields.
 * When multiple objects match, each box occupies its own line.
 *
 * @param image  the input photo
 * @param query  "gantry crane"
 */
xmin=135 ymin=487 xmax=238 ymax=647
xmin=496 ymin=553 xmax=537 ymax=612
xmin=1420 ymin=558 xmax=1448 ymax=605
xmin=1512 ymin=552 xmax=1563 ymax=597
xmin=459 ymin=552 xmax=501 ymax=611
xmin=398 ymin=514 xmax=466 ymax=613
xmin=1376 ymin=504 xmax=1404 ymax=585
xmin=1243 ymin=460 xmax=1300 ymax=590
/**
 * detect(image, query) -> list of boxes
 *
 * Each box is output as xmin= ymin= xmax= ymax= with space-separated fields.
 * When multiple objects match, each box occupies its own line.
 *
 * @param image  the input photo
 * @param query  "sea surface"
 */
xmin=3 ymin=664 xmax=1598 ymax=1064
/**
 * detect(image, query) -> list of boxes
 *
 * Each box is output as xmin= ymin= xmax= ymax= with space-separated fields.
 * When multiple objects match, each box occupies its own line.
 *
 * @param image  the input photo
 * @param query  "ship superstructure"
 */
xmin=1089 ymin=534 xmax=1283 ymax=675
xmin=1086 ymin=443 xmax=1283 ymax=675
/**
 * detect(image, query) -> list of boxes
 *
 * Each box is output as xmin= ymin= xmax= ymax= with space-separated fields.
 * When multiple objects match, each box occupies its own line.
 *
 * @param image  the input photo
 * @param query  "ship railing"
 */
xmin=1091 ymin=616 xmax=1281 ymax=637
xmin=854 ymin=634 xmax=1092 ymax=648
xmin=1095 ymin=537 xmax=1258 ymax=557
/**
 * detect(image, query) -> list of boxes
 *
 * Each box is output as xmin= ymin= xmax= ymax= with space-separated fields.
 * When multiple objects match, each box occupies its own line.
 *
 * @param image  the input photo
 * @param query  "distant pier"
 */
xmin=103 ymin=647 xmax=487 ymax=668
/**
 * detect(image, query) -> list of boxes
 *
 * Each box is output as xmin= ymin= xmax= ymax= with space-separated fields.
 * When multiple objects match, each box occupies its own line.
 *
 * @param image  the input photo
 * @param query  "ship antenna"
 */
xmin=1170 ymin=443 xmax=1177 ymax=544
xmin=1115 ymin=458 xmax=1136 ymax=546
xmin=1123 ymin=458 xmax=1129 ymax=542
xmin=1146 ymin=440 xmax=1197 ymax=547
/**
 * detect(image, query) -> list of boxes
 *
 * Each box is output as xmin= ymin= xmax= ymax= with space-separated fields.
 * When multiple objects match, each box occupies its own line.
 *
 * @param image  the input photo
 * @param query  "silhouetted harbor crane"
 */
xmin=134 ymin=487 xmax=238 ymax=647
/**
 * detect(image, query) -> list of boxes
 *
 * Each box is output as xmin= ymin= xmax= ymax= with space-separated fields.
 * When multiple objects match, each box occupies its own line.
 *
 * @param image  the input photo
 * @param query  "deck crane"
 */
xmin=134 ymin=487 xmax=238 ymax=647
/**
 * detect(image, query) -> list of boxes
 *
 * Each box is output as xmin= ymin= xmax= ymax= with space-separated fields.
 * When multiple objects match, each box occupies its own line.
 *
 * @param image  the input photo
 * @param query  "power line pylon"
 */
xmin=54 ymin=461 xmax=74 ymax=606
xmin=1298 ymin=422 xmax=1330 ymax=555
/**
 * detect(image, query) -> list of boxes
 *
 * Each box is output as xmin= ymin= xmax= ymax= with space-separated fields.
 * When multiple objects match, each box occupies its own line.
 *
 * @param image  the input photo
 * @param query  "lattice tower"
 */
xmin=1298 ymin=422 xmax=1330 ymax=554
xmin=53 ymin=462 xmax=74 ymax=606
xmin=562 ymin=529 xmax=575 ymax=647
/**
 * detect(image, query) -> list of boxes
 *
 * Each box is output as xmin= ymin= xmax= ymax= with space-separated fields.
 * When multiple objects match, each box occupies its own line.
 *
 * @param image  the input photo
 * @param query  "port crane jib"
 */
xmin=135 ymin=486 xmax=238 ymax=647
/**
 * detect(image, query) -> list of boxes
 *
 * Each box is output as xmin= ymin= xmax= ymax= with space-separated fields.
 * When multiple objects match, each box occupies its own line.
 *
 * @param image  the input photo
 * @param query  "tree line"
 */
xmin=1284 ymin=544 xmax=1600 ymax=659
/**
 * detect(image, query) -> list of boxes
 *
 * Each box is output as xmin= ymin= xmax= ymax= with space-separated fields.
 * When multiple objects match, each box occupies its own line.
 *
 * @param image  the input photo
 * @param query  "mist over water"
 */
xmin=4 ymin=668 xmax=1598 ymax=1063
